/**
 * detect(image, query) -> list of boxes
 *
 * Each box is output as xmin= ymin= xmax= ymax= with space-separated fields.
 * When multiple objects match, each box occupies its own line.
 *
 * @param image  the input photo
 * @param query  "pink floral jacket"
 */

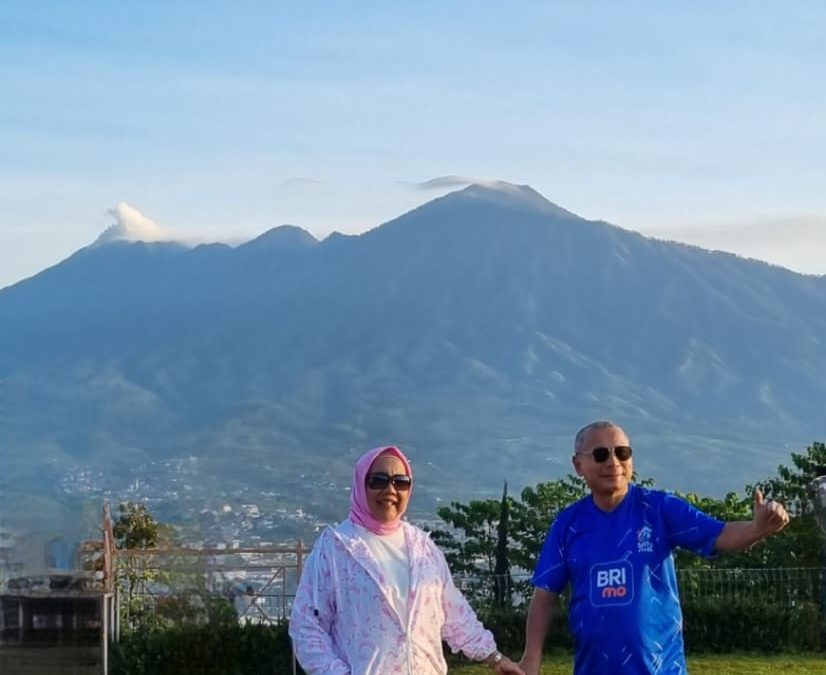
xmin=289 ymin=520 xmax=497 ymax=674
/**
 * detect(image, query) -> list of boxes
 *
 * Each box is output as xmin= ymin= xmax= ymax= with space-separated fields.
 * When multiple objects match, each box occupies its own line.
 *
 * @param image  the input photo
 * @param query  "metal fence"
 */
xmin=456 ymin=567 xmax=824 ymax=608
xmin=114 ymin=543 xmax=305 ymax=633
xmin=676 ymin=567 xmax=822 ymax=606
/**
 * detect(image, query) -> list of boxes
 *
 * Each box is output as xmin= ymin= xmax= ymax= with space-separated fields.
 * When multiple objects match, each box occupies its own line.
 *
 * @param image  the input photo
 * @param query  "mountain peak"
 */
xmin=92 ymin=203 xmax=175 ymax=247
xmin=444 ymin=180 xmax=580 ymax=219
xmin=240 ymin=225 xmax=318 ymax=251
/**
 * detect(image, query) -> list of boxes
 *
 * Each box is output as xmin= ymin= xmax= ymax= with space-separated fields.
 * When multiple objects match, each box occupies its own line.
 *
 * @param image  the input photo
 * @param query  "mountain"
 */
xmin=1 ymin=182 xmax=824 ymax=536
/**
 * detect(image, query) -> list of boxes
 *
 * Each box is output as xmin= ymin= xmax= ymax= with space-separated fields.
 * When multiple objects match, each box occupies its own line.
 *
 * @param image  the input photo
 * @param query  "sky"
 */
xmin=2 ymin=2 xmax=826 ymax=289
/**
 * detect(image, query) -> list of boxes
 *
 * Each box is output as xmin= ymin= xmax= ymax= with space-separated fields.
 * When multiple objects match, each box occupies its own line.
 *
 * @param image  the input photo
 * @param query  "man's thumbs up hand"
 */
xmin=753 ymin=486 xmax=790 ymax=536
xmin=754 ymin=487 xmax=765 ymax=508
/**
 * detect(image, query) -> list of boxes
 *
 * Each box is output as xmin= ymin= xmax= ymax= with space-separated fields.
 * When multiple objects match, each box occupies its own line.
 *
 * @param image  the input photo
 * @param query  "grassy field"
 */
xmin=452 ymin=653 xmax=826 ymax=674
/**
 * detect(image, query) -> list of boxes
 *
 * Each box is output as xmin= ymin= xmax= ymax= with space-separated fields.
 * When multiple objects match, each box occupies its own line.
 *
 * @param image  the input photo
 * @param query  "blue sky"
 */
xmin=2 ymin=2 xmax=825 ymax=288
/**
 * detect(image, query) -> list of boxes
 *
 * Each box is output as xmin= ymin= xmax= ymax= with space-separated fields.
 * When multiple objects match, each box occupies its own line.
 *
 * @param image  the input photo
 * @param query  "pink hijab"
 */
xmin=348 ymin=445 xmax=413 ymax=535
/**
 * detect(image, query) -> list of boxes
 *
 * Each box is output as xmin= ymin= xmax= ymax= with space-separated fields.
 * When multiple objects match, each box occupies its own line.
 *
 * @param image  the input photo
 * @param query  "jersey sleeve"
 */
xmin=660 ymin=492 xmax=725 ymax=559
xmin=531 ymin=514 xmax=570 ymax=593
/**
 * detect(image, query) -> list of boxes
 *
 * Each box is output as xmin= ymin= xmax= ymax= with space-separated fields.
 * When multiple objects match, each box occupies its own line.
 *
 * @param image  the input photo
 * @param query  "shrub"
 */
xmin=110 ymin=623 xmax=301 ymax=675
xmin=682 ymin=599 xmax=822 ymax=653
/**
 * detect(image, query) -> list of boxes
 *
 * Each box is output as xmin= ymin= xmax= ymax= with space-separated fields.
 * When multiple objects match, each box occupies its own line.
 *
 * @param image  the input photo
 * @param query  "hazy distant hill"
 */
xmin=1 ymin=182 xmax=824 ymax=533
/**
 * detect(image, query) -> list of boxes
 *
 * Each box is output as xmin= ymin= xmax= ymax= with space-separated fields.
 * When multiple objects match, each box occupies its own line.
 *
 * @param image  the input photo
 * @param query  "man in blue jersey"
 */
xmin=519 ymin=420 xmax=790 ymax=675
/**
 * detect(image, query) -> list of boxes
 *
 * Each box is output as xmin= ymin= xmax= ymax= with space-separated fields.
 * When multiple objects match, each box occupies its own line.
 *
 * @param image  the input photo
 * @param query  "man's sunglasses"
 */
xmin=366 ymin=473 xmax=413 ymax=491
xmin=578 ymin=445 xmax=633 ymax=463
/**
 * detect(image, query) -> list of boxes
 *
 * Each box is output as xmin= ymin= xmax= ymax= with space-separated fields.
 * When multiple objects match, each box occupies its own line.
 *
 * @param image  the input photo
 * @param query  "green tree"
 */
xmin=755 ymin=441 xmax=826 ymax=568
xmin=493 ymin=482 xmax=513 ymax=607
xmin=113 ymin=502 xmax=233 ymax=631
xmin=432 ymin=500 xmax=500 ymax=575
xmin=677 ymin=442 xmax=826 ymax=569
xmin=114 ymin=502 xmax=160 ymax=549
xmin=114 ymin=501 xmax=163 ymax=630
xmin=509 ymin=474 xmax=587 ymax=572
xmin=431 ymin=495 xmax=508 ymax=605
xmin=433 ymin=475 xmax=587 ymax=604
xmin=671 ymin=491 xmax=754 ymax=569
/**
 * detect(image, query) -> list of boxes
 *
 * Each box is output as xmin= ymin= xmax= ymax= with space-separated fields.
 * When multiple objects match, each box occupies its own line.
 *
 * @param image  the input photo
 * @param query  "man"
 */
xmin=519 ymin=420 xmax=789 ymax=675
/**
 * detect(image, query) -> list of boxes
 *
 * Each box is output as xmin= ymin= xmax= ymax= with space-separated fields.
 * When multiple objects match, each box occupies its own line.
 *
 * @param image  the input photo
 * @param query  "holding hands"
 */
xmin=487 ymin=652 xmax=525 ymax=675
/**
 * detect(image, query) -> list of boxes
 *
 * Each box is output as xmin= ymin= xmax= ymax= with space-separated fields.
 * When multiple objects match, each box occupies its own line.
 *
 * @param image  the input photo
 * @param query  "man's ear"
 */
xmin=572 ymin=455 xmax=583 ymax=476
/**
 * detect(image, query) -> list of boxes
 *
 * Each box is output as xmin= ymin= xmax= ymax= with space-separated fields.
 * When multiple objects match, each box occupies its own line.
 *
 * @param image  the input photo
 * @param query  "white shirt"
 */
xmin=356 ymin=523 xmax=411 ymax=626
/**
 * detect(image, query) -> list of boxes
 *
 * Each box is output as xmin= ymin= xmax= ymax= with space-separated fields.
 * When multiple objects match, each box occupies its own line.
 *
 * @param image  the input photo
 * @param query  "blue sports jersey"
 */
xmin=532 ymin=484 xmax=724 ymax=675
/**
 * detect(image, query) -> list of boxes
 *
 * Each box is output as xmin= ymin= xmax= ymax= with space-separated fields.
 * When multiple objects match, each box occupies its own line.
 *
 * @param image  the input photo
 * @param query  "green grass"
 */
xmin=451 ymin=653 xmax=826 ymax=674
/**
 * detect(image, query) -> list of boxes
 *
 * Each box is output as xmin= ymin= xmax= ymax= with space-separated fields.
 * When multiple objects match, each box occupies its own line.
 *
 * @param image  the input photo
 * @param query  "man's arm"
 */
xmin=715 ymin=487 xmax=790 ymax=552
xmin=519 ymin=587 xmax=558 ymax=675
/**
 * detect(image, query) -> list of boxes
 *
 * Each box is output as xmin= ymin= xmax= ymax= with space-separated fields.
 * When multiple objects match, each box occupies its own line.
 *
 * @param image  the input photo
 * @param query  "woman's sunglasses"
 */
xmin=366 ymin=472 xmax=413 ymax=491
xmin=578 ymin=445 xmax=633 ymax=463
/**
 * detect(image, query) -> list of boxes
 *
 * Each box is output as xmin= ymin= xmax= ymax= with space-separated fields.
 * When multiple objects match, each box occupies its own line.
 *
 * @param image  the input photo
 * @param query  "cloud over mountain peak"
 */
xmin=93 ymin=203 xmax=174 ymax=246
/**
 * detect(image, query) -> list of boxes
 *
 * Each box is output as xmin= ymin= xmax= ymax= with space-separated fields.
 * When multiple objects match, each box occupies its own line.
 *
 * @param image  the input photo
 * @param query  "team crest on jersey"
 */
xmin=637 ymin=525 xmax=653 ymax=553
xmin=589 ymin=560 xmax=634 ymax=606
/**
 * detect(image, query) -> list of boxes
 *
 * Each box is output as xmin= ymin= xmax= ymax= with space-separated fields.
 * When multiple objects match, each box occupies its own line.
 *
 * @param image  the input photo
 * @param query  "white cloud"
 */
xmin=411 ymin=176 xmax=536 ymax=199
xmin=412 ymin=175 xmax=490 ymax=190
xmin=640 ymin=214 xmax=826 ymax=275
xmin=645 ymin=215 xmax=826 ymax=248
xmin=93 ymin=203 xmax=174 ymax=245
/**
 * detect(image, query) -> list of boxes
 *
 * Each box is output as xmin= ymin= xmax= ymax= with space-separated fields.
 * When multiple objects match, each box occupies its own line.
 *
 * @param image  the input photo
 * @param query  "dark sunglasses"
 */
xmin=579 ymin=445 xmax=633 ymax=463
xmin=366 ymin=472 xmax=413 ymax=491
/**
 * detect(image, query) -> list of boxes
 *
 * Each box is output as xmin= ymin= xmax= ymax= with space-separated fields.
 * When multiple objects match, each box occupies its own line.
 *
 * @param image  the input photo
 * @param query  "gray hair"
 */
xmin=574 ymin=420 xmax=622 ymax=454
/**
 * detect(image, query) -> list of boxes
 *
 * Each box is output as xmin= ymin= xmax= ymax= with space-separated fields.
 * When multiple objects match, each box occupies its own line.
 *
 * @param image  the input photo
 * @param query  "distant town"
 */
xmin=1 ymin=453 xmax=446 ymax=584
xmin=58 ymin=456 xmax=337 ymax=548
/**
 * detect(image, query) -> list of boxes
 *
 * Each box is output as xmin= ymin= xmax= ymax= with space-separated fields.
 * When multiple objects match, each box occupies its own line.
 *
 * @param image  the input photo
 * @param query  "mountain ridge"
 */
xmin=1 ymin=182 xmax=824 ymax=534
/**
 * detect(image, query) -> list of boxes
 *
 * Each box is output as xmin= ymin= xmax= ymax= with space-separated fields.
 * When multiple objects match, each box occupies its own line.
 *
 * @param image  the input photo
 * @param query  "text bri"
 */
xmin=597 ymin=568 xmax=627 ymax=598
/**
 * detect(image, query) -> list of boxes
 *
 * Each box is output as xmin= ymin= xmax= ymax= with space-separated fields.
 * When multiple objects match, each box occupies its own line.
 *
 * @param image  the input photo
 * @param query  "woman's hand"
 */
xmin=489 ymin=653 xmax=526 ymax=675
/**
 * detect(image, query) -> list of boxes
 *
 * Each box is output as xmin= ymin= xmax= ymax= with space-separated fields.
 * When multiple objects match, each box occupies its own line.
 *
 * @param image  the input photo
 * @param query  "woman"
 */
xmin=290 ymin=445 xmax=524 ymax=674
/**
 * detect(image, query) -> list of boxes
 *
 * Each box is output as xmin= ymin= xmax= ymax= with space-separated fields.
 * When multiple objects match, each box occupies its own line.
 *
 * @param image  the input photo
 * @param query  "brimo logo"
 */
xmin=590 ymin=560 xmax=634 ymax=606
xmin=597 ymin=567 xmax=627 ymax=598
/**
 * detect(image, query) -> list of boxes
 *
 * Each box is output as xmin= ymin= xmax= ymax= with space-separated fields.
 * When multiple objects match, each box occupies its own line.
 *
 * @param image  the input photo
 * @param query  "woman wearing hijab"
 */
xmin=289 ymin=445 xmax=524 ymax=675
